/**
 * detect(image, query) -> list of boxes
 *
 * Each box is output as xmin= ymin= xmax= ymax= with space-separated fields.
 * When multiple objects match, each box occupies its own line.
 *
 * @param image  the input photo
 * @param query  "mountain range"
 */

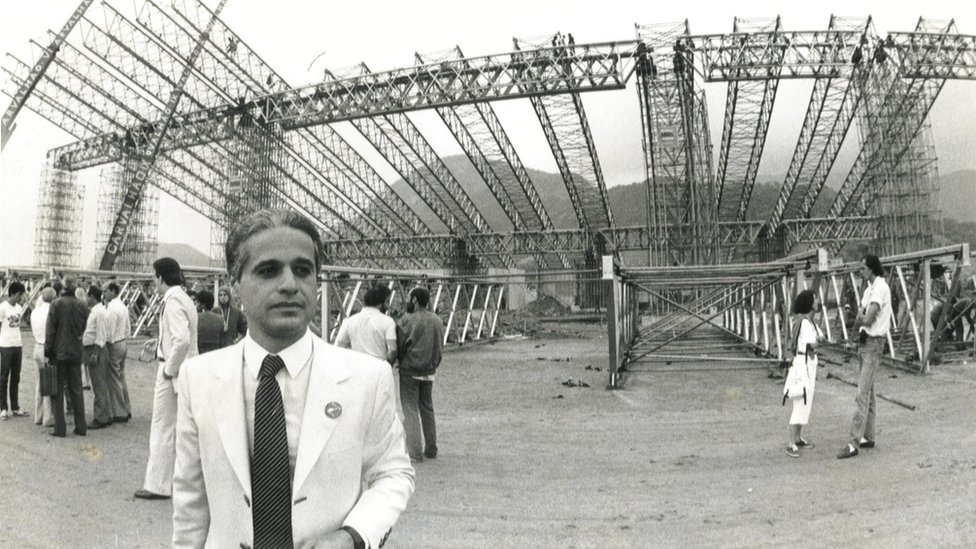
xmin=388 ymin=156 xmax=974 ymax=231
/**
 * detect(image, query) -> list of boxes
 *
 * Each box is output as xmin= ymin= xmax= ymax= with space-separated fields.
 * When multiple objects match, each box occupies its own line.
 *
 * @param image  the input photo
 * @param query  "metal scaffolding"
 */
xmin=33 ymin=162 xmax=85 ymax=268
xmin=95 ymin=160 xmax=160 ymax=272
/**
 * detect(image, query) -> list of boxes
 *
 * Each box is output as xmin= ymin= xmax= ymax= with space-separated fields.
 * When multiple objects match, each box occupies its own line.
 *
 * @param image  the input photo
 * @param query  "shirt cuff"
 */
xmin=340 ymin=526 xmax=366 ymax=549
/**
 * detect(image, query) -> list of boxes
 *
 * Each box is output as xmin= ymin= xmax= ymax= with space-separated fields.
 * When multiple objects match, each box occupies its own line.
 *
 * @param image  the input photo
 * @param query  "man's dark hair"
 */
xmin=364 ymin=286 xmax=391 ymax=307
xmin=224 ymin=208 xmax=323 ymax=281
xmin=87 ymin=285 xmax=103 ymax=302
xmin=106 ymin=282 xmax=121 ymax=296
xmin=7 ymin=282 xmax=25 ymax=296
xmin=863 ymin=254 xmax=884 ymax=277
xmin=410 ymin=287 xmax=431 ymax=308
xmin=153 ymin=257 xmax=184 ymax=286
xmin=792 ymin=289 xmax=816 ymax=315
xmin=196 ymin=290 xmax=215 ymax=310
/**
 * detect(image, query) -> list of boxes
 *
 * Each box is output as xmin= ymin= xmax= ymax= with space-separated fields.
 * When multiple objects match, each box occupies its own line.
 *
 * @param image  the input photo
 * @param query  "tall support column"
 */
xmin=96 ymin=157 xmax=159 ymax=272
xmin=34 ymin=160 xmax=84 ymax=268
xmin=211 ymin=116 xmax=283 ymax=269
xmin=635 ymin=22 xmax=717 ymax=265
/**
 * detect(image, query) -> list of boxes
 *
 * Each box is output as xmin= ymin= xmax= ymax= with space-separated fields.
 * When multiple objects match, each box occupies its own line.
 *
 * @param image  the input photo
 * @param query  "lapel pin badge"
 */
xmin=325 ymin=402 xmax=342 ymax=419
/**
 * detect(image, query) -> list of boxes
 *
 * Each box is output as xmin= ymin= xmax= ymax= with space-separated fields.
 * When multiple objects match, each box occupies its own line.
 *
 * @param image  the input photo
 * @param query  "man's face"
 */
xmin=858 ymin=260 xmax=871 ymax=280
xmin=233 ymin=226 xmax=318 ymax=346
xmin=218 ymin=291 xmax=230 ymax=306
xmin=10 ymin=292 xmax=24 ymax=306
xmin=154 ymin=274 xmax=165 ymax=295
xmin=105 ymin=290 xmax=117 ymax=302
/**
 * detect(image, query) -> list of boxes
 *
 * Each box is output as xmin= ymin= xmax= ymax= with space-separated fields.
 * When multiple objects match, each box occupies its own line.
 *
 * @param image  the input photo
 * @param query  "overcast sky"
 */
xmin=2 ymin=0 xmax=974 ymax=266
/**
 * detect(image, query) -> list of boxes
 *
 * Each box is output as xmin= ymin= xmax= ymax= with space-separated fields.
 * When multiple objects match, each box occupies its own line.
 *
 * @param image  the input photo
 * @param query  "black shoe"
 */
xmin=796 ymin=439 xmax=814 ymax=449
xmin=89 ymin=420 xmax=112 ymax=430
xmin=113 ymin=416 xmax=129 ymax=423
xmin=134 ymin=489 xmax=170 ymax=500
xmin=73 ymin=429 xmax=86 ymax=436
xmin=837 ymin=444 xmax=859 ymax=459
xmin=424 ymin=450 xmax=438 ymax=459
xmin=49 ymin=432 xmax=66 ymax=438
xmin=858 ymin=439 xmax=876 ymax=449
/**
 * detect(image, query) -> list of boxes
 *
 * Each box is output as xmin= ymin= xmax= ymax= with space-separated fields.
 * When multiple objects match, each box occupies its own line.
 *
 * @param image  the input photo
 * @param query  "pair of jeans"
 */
xmin=399 ymin=374 xmax=436 ymax=459
xmin=848 ymin=336 xmax=882 ymax=446
xmin=52 ymin=359 xmax=86 ymax=436
xmin=0 ymin=346 xmax=23 ymax=411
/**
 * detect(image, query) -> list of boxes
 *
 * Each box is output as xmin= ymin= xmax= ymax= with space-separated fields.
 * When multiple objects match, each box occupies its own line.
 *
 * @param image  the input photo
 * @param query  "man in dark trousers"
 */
xmin=397 ymin=287 xmax=445 ymax=462
xmin=45 ymin=277 xmax=90 ymax=437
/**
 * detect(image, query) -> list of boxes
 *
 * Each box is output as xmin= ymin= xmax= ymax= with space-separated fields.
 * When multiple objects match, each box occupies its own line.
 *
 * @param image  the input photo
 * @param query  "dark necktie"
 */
xmin=252 ymin=354 xmax=293 ymax=548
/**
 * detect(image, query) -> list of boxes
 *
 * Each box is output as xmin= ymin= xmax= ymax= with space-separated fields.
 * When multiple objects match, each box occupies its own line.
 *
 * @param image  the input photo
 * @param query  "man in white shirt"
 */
xmin=136 ymin=257 xmax=198 ymax=500
xmin=334 ymin=286 xmax=398 ymax=365
xmin=82 ymin=286 xmax=114 ymax=430
xmin=104 ymin=282 xmax=132 ymax=423
xmin=0 ymin=282 xmax=28 ymax=420
xmin=172 ymin=208 xmax=413 ymax=549
xmin=838 ymin=254 xmax=892 ymax=459
xmin=30 ymin=286 xmax=57 ymax=426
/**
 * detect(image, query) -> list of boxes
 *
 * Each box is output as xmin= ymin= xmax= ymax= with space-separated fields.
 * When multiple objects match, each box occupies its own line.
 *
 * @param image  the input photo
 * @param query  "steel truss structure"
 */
xmin=4 ymin=4 xmax=976 ymax=275
xmin=604 ymin=244 xmax=972 ymax=387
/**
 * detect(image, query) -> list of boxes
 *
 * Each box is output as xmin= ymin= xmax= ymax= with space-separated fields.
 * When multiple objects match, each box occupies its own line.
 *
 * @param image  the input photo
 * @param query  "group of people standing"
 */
xmin=784 ymin=253 xmax=892 ymax=460
xmin=0 ymin=278 xmax=133 ymax=438
xmin=334 ymin=284 xmax=445 ymax=462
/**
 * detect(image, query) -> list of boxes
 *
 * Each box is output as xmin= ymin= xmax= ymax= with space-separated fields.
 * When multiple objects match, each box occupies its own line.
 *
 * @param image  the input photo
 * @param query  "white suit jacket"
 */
xmin=172 ymin=336 xmax=414 ymax=549
xmin=158 ymin=286 xmax=198 ymax=378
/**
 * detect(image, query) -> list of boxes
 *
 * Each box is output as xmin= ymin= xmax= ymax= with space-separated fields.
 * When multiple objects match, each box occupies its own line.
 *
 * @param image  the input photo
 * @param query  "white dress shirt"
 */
xmin=242 ymin=330 xmax=314 ymax=481
xmin=860 ymin=276 xmax=892 ymax=337
xmin=30 ymin=302 xmax=50 ymax=345
xmin=82 ymin=303 xmax=109 ymax=347
xmin=106 ymin=297 xmax=131 ymax=343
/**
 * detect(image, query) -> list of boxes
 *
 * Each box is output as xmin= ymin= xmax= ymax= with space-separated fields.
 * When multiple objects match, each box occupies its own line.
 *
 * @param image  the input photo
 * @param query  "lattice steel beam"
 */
xmin=1 ymin=0 xmax=95 ymax=149
xmin=79 ymin=3 xmax=358 ymax=238
xmin=3 ymin=53 xmax=228 ymax=224
xmin=159 ymin=0 xmax=416 ymax=239
xmin=693 ymin=28 xmax=874 ymax=80
xmin=771 ymin=17 xmax=873 ymax=226
xmin=714 ymin=17 xmax=783 ymax=225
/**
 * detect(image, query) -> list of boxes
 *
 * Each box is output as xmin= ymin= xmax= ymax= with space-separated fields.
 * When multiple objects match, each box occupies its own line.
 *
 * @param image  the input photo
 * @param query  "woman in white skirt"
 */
xmin=786 ymin=289 xmax=822 ymax=458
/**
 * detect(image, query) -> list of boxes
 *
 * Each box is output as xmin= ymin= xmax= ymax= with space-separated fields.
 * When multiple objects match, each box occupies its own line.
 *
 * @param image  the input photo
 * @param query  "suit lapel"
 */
xmin=208 ymin=345 xmax=252 ymax=499
xmin=293 ymin=343 xmax=352 ymax=494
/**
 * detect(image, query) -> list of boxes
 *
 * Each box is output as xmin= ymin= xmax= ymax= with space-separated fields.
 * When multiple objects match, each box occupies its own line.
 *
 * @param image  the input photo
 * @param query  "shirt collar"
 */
xmin=243 ymin=329 xmax=314 ymax=380
xmin=163 ymin=286 xmax=182 ymax=300
xmin=92 ymin=303 xmax=105 ymax=312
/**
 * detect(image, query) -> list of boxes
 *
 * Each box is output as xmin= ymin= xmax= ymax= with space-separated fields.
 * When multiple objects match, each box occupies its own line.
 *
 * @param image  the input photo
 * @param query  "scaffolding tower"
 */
xmin=210 ymin=117 xmax=283 ymax=269
xmin=95 ymin=160 xmax=160 ymax=272
xmin=33 ymin=161 xmax=84 ymax=268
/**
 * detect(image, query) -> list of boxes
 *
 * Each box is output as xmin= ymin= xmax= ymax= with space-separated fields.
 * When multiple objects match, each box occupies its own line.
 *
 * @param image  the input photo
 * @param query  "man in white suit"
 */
xmin=136 ymin=257 xmax=198 ymax=500
xmin=173 ymin=209 xmax=414 ymax=549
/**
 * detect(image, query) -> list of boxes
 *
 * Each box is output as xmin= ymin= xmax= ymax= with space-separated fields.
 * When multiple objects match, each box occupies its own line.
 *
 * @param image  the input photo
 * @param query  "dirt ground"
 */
xmin=1 ymin=326 xmax=974 ymax=548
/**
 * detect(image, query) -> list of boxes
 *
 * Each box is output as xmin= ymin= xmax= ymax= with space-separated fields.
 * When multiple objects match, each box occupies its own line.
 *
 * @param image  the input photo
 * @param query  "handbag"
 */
xmin=782 ymin=354 xmax=809 ymax=405
xmin=782 ymin=318 xmax=811 ymax=405
xmin=39 ymin=362 xmax=58 ymax=397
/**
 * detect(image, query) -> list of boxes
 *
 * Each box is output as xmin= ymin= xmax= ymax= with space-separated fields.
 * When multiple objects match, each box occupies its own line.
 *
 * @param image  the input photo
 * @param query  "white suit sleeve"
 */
xmin=342 ymin=363 xmax=415 ymax=548
xmin=172 ymin=365 xmax=210 ymax=547
xmin=165 ymin=301 xmax=192 ymax=377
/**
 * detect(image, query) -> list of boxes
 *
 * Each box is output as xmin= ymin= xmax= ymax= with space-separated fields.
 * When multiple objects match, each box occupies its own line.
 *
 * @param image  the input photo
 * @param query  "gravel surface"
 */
xmin=1 ymin=329 xmax=973 ymax=548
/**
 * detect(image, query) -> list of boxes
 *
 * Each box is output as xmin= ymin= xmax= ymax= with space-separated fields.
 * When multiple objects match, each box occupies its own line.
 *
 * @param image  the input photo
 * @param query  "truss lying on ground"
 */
xmin=604 ymin=244 xmax=973 ymax=388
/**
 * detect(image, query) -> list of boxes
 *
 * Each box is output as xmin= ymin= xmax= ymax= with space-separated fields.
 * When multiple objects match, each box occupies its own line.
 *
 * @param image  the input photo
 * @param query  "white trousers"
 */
xmin=32 ymin=346 xmax=54 ymax=426
xmin=142 ymin=362 xmax=177 ymax=495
